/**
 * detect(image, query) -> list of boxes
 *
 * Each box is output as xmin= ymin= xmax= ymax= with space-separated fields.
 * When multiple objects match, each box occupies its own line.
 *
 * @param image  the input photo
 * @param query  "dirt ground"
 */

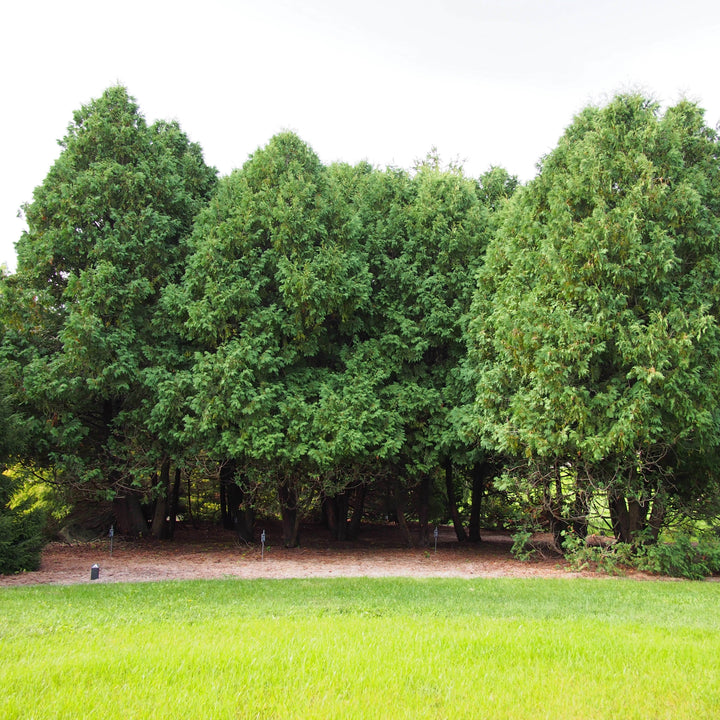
xmin=0 ymin=522 xmax=654 ymax=586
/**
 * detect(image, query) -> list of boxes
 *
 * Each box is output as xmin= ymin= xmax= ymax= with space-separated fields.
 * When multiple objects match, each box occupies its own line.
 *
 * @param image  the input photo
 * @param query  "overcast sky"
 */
xmin=2 ymin=0 xmax=720 ymax=272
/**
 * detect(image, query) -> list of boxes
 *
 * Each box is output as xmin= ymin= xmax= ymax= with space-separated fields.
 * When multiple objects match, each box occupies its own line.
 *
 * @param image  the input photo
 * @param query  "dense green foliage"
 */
xmin=3 ymin=86 xmax=216 ymax=538
xmin=0 ymin=470 xmax=45 ymax=573
xmin=2 ymin=86 xmax=720 ymax=568
xmin=163 ymin=135 xmax=375 ymax=544
xmin=3 ymin=578 xmax=720 ymax=718
xmin=469 ymin=95 xmax=720 ymax=544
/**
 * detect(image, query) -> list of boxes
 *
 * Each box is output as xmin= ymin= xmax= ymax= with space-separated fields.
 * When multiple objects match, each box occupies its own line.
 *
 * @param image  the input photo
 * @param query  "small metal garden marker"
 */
xmin=109 ymin=525 xmax=114 ymax=556
xmin=261 ymin=530 xmax=266 ymax=561
xmin=434 ymin=526 xmax=439 ymax=554
xmin=90 ymin=564 xmax=100 ymax=580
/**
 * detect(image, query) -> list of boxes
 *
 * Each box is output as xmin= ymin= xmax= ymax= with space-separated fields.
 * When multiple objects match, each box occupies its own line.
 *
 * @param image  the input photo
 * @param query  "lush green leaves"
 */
xmin=7 ymin=86 xmax=720 ymax=548
xmin=9 ymin=86 xmax=216 ymax=497
xmin=0 ymin=470 xmax=46 ymax=573
xmin=468 ymin=94 xmax=720 ymax=536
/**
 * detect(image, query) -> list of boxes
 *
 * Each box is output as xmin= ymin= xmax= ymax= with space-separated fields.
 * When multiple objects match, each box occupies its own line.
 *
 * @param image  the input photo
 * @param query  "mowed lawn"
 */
xmin=1 ymin=577 xmax=719 ymax=719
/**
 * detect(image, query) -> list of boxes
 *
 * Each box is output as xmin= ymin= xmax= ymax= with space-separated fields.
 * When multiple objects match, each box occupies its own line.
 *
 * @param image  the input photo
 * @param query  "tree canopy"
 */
xmin=4 ymin=86 xmax=720 ymax=562
xmin=468 ymin=95 xmax=720 ymax=541
xmin=5 ymin=86 xmax=217 ymax=532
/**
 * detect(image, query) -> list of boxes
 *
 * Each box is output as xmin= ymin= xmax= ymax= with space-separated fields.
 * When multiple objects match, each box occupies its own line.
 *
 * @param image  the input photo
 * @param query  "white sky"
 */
xmin=2 ymin=0 xmax=720 ymax=272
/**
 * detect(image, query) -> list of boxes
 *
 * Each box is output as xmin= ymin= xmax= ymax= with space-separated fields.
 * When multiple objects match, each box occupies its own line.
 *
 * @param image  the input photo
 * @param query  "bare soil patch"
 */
xmin=0 ymin=522 xmax=653 ymax=586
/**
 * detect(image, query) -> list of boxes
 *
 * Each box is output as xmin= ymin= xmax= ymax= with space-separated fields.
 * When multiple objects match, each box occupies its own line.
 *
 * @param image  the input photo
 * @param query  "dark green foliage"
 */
xmin=173 ymin=133 xmax=371 ymax=466
xmin=9 ymin=86 xmax=216 ymax=507
xmin=8 ymin=85 xmax=720 ymax=555
xmin=166 ymin=134 xmax=376 ymax=544
xmin=469 ymin=94 xmax=720 ymax=542
xmin=637 ymin=534 xmax=720 ymax=580
xmin=0 ymin=471 xmax=46 ymax=574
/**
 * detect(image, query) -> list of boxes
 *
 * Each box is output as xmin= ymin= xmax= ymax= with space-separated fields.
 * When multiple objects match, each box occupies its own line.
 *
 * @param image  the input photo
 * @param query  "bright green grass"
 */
xmin=2 ymin=577 xmax=720 ymax=719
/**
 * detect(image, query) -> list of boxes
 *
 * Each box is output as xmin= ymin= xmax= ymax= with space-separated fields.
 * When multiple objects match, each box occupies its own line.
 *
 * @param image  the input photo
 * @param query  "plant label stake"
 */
xmin=109 ymin=525 xmax=114 ymax=556
xmin=434 ymin=526 xmax=439 ymax=554
xmin=261 ymin=530 xmax=266 ymax=561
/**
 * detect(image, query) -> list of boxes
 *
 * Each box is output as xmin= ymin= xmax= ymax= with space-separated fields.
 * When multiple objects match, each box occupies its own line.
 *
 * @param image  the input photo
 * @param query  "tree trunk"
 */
xmin=228 ymin=482 xmax=255 ymax=542
xmin=167 ymin=466 xmax=182 ymax=540
xmin=468 ymin=461 xmax=489 ymax=543
xmin=186 ymin=470 xmax=197 ymax=529
xmin=323 ymin=492 xmax=350 ymax=541
xmin=322 ymin=494 xmax=339 ymax=536
xmin=220 ymin=460 xmax=255 ymax=542
xmin=347 ymin=484 xmax=366 ymax=540
xmin=394 ymin=480 xmax=414 ymax=548
xmin=609 ymin=493 xmax=628 ymax=543
xmin=609 ymin=492 xmax=648 ymax=544
xmin=237 ymin=507 xmax=255 ymax=543
xmin=219 ymin=460 xmax=237 ymax=531
xmin=444 ymin=458 xmax=467 ymax=542
xmin=417 ymin=475 xmax=430 ymax=546
xmin=113 ymin=491 xmax=147 ymax=537
xmin=647 ymin=492 xmax=666 ymax=543
xmin=219 ymin=479 xmax=229 ymax=529
xmin=336 ymin=493 xmax=349 ymax=541
xmin=151 ymin=459 xmax=172 ymax=540
xmin=278 ymin=480 xmax=301 ymax=548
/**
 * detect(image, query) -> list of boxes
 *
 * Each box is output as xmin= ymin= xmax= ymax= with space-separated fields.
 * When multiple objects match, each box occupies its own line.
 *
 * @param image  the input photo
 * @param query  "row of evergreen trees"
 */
xmin=2 ymin=86 xmax=720 ymax=560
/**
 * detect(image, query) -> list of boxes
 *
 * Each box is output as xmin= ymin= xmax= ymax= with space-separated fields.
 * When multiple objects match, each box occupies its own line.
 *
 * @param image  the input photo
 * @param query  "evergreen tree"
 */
xmin=9 ymin=86 xmax=216 ymax=533
xmin=469 ymin=95 xmax=720 ymax=542
xmin=169 ymin=133 xmax=370 ymax=545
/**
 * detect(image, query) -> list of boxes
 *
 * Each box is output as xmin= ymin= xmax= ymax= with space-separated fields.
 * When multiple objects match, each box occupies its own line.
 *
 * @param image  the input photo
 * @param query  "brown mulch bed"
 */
xmin=0 ymin=522 xmax=655 ymax=586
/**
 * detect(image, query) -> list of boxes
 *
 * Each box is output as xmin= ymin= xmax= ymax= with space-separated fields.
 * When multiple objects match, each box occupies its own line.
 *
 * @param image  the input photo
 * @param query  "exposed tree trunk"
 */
xmin=219 ymin=460 xmax=237 ymax=531
xmin=336 ymin=493 xmax=349 ymax=541
xmin=394 ymin=479 xmax=414 ymax=548
xmin=167 ymin=466 xmax=182 ymax=540
xmin=113 ymin=490 xmax=147 ymax=537
xmin=347 ymin=484 xmax=366 ymax=540
xmin=323 ymin=491 xmax=350 ymax=541
xmin=647 ymin=492 xmax=666 ymax=543
xmin=322 ymin=494 xmax=339 ymax=535
xmin=629 ymin=498 xmax=647 ymax=534
xmin=186 ymin=470 xmax=197 ymax=529
xmin=278 ymin=480 xmax=301 ymax=548
xmin=151 ymin=459 xmax=172 ymax=539
xmin=609 ymin=492 xmax=628 ymax=543
xmin=219 ymin=478 xmax=228 ymax=529
xmin=226 ymin=481 xmax=243 ymax=527
xmin=237 ymin=507 xmax=255 ymax=543
xmin=469 ymin=461 xmax=491 ymax=543
xmin=417 ymin=475 xmax=430 ymax=546
xmin=444 ymin=458 xmax=467 ymax=542
xmin=219 ymin=460 xmax=255 ymax=542
xmin=227 ymin=481 xmax=255 ymax=543
xmin=609 ymin=492 xmax=649 ymax=544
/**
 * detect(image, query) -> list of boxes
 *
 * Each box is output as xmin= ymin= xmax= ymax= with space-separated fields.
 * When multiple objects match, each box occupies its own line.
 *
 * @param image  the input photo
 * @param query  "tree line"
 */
xmin=2 ymin=86 xmax=720 ymax=556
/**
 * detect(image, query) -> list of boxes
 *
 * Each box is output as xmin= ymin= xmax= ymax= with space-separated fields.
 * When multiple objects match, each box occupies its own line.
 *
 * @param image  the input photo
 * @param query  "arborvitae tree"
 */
xmin=169 ymin=133 xmax=371 ymax=546
xmin=379 ymin=158 xmax=487 ymax=543
xmin=469 ymin=95 xmax=720 ymax=543
xmin=9 ymin=86 xmax=216 ymax=534
xmin=0 ymin=273 xmax=27 ymax=467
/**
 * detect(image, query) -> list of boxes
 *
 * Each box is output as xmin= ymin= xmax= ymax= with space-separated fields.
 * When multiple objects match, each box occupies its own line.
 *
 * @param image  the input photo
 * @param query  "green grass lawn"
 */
xmin=2 ymin=577 xmax=719 ymax=719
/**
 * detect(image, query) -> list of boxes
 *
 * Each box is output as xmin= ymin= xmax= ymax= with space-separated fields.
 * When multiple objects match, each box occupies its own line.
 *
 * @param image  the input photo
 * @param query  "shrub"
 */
xmin=558 ymin=528 xmax=720 ymax=580
xmin=0 ymin=470 xmax=46 ymax=574
xmin=510 ymin=529 xmax=536 ymax=561
xmin=560 ymin=530 xmax=635 ymax=575
xmin=636 ymin=534 xmax=720 ymax=580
